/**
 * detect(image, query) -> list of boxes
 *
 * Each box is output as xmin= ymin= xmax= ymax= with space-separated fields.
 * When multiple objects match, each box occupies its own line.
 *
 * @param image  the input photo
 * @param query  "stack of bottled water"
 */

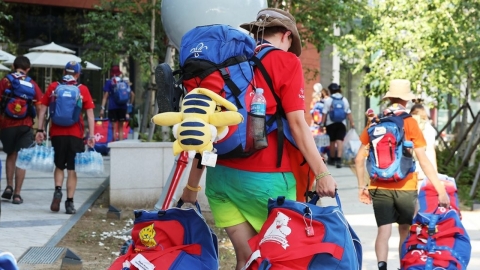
xmin=16 ymin=144 xmax=54 ymax=172
xmin=75 ymin=150 xmax=104 ymax=176
xmin=16 ymin=146 xmax=34 ymax=170
xmin=314 ymin=134 xmax=330 ymax=148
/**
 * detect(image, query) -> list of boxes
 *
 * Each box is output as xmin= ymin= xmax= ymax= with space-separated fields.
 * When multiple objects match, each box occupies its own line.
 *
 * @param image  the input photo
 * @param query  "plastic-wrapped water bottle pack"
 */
xmin=75 ymin=149 xmax=104 ymax=176
xmin=16 ymin=144 xmax=55 ymax=172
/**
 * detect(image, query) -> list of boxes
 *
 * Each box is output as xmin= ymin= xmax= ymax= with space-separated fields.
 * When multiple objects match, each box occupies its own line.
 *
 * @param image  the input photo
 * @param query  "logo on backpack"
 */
xmin=111 ymin=77 xmax=130 ymax=105
xmin=243 ymin=195 xmax=362 ymax=270
xmin=1 ymin=73 xmax=36 ymax=119
xmin=329 ymin=95 xmax=347 ymax=122
xmin=366 ymin=106 xmax=415 ymax=182
xmin=178 ymin=24 xmax=296 ymax=161
xmin=49 ymin=83 xmax=82 ymax=126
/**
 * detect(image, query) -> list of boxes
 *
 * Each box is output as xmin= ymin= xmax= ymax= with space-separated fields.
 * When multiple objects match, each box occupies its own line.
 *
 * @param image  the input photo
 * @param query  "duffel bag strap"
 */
xmin=242 ymin=242 xmax=343 ymax=270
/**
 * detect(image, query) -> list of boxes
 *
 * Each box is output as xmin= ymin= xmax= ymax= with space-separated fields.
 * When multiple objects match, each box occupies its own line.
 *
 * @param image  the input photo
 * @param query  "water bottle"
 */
xmin=403 ymin=141 xmax=413 ymax=158
xmin=249 ymin=88 xmax=268 ymax=150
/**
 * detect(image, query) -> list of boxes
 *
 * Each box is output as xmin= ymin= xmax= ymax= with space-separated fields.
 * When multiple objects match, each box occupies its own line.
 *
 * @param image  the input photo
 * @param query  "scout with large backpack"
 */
xmin=242 ymin=193 xmax=362 ymax=270
xmin=176 ymin=24 xmax=314 ymax=201
xmin=365 ymin=105 xmax=416 ymax=182
xmin=177 ymin=24 xmax=296 ymax=165
xmin=111 ymin=77 xmax=131 ymax=105
xmin=0 ymin=73 xmax=36 ymax=119
xmin=49 ymin=81 xmax=83 ymax=126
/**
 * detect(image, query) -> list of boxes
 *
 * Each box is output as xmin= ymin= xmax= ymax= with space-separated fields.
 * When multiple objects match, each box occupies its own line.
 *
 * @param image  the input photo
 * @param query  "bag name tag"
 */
xmin=201 ymin=151 xmax=217 ymax=167
xmin=130 ymin=253 xmax=155 ymax=270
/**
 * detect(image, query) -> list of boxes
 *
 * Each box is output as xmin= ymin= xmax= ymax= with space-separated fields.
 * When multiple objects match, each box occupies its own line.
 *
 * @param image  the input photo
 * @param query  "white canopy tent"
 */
xmin=0 ymin=63 xmax=9 ymax=71
xmin=0 ymin=49 xmax=15 ymax=62
xmin=3 ymin=42 xmax=101 ymax=88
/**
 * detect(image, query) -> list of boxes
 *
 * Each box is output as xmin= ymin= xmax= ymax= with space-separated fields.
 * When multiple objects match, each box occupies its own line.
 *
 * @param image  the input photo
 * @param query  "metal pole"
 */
xmin=154 ymin=151 xmax=190 ymax=210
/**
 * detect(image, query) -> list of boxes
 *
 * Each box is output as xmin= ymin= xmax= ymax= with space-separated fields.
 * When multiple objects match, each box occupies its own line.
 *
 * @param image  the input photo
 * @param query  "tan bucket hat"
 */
xmin=240 ymin=8 xmax=302 ymax=57
xmin=383 ymin=79 xmax=416 ymax=101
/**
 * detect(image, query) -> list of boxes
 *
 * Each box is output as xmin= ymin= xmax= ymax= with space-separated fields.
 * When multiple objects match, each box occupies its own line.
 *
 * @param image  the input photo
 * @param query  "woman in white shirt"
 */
xmin=410 ymin=104 xmax=437 ymax=182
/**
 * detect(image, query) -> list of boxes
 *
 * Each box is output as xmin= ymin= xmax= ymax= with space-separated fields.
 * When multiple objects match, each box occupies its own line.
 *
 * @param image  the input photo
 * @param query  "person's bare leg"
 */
xmin=54 ymin=167 xmax=65 ymax=187
xmin=13 ymin=167 xmax=26 ymax=196
xmin=5 ymin=152 xmax=17 ymax=188
xmin=398 ymin=224 xmax=410 ymax=261
xmin=329 ymin=141 xmax=336 ymax=159
xmin=118 ymin=120 xmax=124 ymax=140
xmin=225 ymin=222 xmax=257 ymax=270
xmin=375 ymin=224 xmax=392 ymax=263
xmin=336 ymin=140 xmax=344 ymax=160
xmin=113 ymin=121 xmax=119 ymax=141
xmin=66 ymin=170 xmax=77 ymax=199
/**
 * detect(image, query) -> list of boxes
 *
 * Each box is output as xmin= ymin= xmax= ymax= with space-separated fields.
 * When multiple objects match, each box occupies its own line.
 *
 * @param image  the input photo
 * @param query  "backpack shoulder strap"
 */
xmin=250 ymin=46 xmax=286 ymax=167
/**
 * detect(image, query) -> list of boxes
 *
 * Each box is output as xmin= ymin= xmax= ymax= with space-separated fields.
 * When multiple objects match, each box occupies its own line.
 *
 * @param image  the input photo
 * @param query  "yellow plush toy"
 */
xmin=151 ymin=88 xmax=243 ymax=158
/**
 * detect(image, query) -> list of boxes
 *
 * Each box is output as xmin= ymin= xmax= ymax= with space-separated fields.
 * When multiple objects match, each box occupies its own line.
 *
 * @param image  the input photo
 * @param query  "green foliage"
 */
xmin=436 ymin=147 xmax=480 ymax=207
xmin=0 ymin=0 xmax=12 ymax=44
xmin=268 ymin=0 xmax=368 ymax=52
xmin=81 ymin=0 xmax=167 ymax=74
xmin=336 ymin=0 xmax=480 ymax=104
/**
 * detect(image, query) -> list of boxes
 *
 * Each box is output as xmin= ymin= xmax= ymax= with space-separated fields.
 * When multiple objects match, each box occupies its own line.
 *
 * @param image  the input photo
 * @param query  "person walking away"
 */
xmin=321 ymin=83 xmax=355 ymax=168
xmin=179 ymin=8 xmax=337 ymax=270
xmin=35 ymin=61 xmax=95 ymax=214
xmin=309 ymin=83 xmax=329 ymax=136
xmin=410 ymin=103 xmax=437 ymax=183
xmin=354 ymin=79 xmax=449 ymax=270
xmin=0 ymin=56 xmax=43 ymax=204
xmin=100 ymin=65 xmax=133 ymax=141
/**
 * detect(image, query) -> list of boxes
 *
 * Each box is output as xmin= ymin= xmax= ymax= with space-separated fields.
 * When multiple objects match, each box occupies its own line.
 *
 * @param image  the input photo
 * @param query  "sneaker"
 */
xmin=65 ymin=201 xmax=76 ymax=214
xmin=50 ymin=190 xmax=63 ymax=212
xmin=327 ymin=159 xmax=335 ymax=166
xmin=336 ymin=161 xmax=342 ymax=168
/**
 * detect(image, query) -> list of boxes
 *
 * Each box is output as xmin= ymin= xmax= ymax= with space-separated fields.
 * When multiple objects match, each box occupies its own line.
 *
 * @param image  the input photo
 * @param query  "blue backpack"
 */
xmin=111 ymin=78 xmax=131 ymax=105
xmin=1 ymin=73 xmax=36 ymax=119
xmin=178 ymin=24 xmax=296 ymax=166
xmin=108 ymin=201 xmax=219 ymax=270
xmin=244 ymin=194 xmax=362 ymax=270
xmin=49 ymin=83 xmax=82 ymax=126
xmin=329 ymin=95 xmax=346 ymax=122
xmin=366 ymin=110 xmax=415 ymax=182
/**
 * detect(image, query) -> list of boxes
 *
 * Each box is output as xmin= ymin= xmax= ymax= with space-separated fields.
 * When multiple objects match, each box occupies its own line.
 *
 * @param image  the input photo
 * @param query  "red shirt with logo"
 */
xmin=217 ymin=49 xmax=306 ymax=172
xmin=0 ymin=73 xmax=43 ymax=129
xmin=40 ymin=81 xmax=95 ymax=138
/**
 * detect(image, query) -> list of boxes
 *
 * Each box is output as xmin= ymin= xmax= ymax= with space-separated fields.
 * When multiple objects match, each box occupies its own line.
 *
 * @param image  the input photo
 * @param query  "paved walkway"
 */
xmin=0 ymin=152 xmax=109 ymax=263
xmin=0 ymin=150 xmax=479 ymax=269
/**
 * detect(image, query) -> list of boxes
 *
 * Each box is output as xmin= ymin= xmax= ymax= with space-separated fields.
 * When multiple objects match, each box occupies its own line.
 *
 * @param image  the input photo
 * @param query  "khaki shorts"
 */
xmin=369 ymin=189 xmax=418 ymax=227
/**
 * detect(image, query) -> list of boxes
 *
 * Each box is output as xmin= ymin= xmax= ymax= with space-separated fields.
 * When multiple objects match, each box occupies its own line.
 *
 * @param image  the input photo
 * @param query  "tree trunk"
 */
xmin=147 ymin=0 xmax=157 ymax=142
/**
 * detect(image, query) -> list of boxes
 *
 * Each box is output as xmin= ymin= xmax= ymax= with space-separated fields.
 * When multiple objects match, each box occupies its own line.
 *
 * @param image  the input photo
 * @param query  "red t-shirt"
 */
xmin=40 ymin=81 xmax=95 ymax=138
xmin=218 ymin=49 xmax=306 ymax=172
xmin=0 ymin=73 xmax=43 ymax=129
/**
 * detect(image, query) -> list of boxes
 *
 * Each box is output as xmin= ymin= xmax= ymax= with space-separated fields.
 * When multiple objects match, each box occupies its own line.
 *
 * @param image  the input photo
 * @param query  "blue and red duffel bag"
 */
xmin=401 ymin=209 xmax=471 ymax=270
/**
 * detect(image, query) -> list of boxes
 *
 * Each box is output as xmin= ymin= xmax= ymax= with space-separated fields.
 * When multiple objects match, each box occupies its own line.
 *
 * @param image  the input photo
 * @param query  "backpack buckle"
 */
xmin=219 ymin=68 xmax=230 ymax=80
xmin=428 ymin=225 xmax=437 ymax=236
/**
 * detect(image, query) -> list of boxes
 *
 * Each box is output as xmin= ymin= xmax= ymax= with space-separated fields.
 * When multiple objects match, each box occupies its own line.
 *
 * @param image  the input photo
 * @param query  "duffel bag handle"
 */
xmin=177 ymin=199 xmax=202 ymax=213
xmin=308 ymin=190 xmax=343 ymax=212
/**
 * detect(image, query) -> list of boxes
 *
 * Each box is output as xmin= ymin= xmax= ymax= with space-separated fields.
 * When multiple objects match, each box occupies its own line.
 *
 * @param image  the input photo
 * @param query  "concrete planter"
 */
xmin=108 ymin=140 xmax=208 ymax=209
